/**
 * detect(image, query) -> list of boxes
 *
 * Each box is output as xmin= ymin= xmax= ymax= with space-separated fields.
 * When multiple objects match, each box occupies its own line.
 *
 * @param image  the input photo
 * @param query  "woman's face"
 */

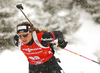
xmin=18 ymin=32 xmax=32 ymax=44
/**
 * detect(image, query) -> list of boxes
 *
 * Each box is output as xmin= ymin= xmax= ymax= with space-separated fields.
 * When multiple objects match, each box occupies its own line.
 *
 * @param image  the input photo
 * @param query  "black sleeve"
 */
xmin=52 ymin=31 xmax=64 ymax=41
xmin=13 ymin=35 xmax=19 ymax=46
xmin=41 ymin=31 xmax=64 ymax=47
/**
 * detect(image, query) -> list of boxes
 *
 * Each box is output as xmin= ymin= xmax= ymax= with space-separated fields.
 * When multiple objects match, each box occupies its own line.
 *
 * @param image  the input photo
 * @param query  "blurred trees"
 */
xmin=0 ymin=0 xmax=17 ymax=51
xmin=0 ymin=0 xmax=86 ymax=51
xmin=0 ymin=0 xmax=81 ymax=52
xmin=42 ymin=0 xmax=81 ymax=35
xmin=70 ymin=0 xmax=100 ymax=24
xmin=43 ymin=0 xmax=73 ymax=14
xmin=1 ymin=0 xmax=100 ymax=52
xmin=25 ymin=0 xmax=81 ymax=35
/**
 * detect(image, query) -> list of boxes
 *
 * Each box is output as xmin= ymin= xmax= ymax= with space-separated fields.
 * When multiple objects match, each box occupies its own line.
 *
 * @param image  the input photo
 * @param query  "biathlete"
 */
xmin=13 ymin=21 xmax=67 ymax=73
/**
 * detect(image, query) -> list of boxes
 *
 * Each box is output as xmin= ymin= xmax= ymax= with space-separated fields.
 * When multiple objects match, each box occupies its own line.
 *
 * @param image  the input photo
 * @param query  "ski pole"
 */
xmin=64 ymin=48 xmax=100 ymax=65
xmin=16 ymin=4 xmax=33 ymax=26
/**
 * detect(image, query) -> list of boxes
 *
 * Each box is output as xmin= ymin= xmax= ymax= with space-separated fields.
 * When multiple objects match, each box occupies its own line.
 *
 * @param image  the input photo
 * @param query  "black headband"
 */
xmin=17 ymin=24 xmax=31 ymax=33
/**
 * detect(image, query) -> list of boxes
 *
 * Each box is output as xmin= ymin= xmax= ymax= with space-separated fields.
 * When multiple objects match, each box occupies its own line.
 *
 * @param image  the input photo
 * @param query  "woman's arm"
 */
xmin=13 ymin=35 xmax=19 ymax=46
xmin=41 ymin=31 xmax=68 ymax=48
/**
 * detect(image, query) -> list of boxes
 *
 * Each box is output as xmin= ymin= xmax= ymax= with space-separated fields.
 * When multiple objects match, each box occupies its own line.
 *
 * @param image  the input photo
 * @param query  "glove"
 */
xmin=13 ymin=35 xmax=19 ymax=46
xmin=58 ymin=38 xmax=68 ymax=48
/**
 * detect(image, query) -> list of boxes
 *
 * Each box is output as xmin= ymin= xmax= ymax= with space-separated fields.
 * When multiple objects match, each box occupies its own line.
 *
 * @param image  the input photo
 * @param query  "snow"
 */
xmin=57 ymin=10 xmax=100 ymax=73
xmin=0 ymin=10 xmax=100 ymax=73
xmin=0 ymin=49 xmax=29 ymax=73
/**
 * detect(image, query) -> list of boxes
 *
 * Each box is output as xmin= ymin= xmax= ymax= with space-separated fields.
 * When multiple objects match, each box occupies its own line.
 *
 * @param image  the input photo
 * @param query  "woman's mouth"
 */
xmin=23 ymin=40 xmax=27 ymax=43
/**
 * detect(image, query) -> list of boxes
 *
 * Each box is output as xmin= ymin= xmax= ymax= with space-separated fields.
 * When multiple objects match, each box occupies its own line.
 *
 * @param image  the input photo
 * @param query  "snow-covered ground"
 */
xmin=0 ymin=10 xmax=100 ymax=73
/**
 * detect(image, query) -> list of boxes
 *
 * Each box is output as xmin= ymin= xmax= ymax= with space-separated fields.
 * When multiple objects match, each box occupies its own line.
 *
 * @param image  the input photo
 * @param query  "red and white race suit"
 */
xmin=21 ymin=32 xmax=53 ymax=65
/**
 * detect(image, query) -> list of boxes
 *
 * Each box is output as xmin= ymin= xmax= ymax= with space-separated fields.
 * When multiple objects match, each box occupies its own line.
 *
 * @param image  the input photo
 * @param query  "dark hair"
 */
xmin=17 ymin=21 xmax=48 ymax=33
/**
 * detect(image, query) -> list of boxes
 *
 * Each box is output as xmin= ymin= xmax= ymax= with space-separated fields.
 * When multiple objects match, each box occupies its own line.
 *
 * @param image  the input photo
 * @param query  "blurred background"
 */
xmin=0 ymin=0 xmax=100 ymax=73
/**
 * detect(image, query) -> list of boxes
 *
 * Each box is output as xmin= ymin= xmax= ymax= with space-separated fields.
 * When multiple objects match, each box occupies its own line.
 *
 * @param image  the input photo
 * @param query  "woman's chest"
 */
xmin=21 ymin=43 xmax=53 ymax=56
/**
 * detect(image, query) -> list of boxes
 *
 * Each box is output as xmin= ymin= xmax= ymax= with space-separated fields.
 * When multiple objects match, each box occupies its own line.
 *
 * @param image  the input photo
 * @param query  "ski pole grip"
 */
xmin=16 ymin=4 xmax=23 ymax=9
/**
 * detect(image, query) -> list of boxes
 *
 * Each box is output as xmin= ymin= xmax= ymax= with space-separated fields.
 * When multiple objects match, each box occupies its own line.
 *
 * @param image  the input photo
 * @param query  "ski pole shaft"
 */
xmin=16 ymin=4 xmax=34 ymax=26
xmin=64 ymin=48 xmax=100 ymax=65
xmin=19 ymin=9 xmax=33 ymax=26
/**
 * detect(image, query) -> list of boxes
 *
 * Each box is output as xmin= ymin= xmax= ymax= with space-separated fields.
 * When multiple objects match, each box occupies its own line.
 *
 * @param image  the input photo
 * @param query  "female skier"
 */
xmin=13 ymin=21 xmax=67 ymax=73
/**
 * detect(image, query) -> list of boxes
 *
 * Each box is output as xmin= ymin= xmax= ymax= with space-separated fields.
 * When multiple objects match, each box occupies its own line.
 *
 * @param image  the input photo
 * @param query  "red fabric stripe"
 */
xmin=50 ymin=32 xmax=55 ymax=42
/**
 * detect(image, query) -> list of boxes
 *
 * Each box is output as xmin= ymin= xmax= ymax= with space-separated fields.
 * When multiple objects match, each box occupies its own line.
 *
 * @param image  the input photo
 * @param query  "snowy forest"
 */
xmin=0 ymin=0 xmax=100 ymax=73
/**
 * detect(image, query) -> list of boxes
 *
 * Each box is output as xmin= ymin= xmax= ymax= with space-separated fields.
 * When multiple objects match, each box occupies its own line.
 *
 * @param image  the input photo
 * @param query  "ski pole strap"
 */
xmin=64 ymin=48 xmax=100 ymax=65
